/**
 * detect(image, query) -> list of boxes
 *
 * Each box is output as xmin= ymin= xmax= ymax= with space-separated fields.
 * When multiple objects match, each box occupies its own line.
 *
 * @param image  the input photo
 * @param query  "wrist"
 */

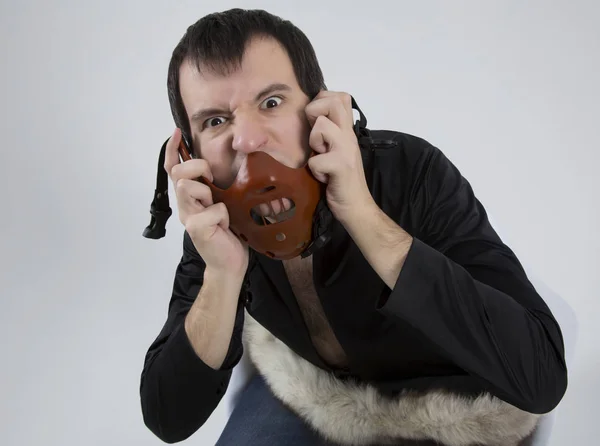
xmin=337 ymin=196 xmax=380 ymax=233
xmin=204 ymin=265 xmax=246 ymax=289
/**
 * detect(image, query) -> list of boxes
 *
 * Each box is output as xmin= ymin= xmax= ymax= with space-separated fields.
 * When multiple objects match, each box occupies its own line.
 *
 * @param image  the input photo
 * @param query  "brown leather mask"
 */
xmin=143 ymin=95 xmax=370 ymax=261
xmin=181 ymin=143 xmax=324 ymax=260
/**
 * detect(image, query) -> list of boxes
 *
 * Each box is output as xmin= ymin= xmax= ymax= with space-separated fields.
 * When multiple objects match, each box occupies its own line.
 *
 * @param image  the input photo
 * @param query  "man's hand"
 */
xmin=306 ymin=91 xmax=413 ymax=289
xmin=164 ymin=128 xmax=249 ymax=276
xmin=305 ymin=90 xmax=374 ymax=224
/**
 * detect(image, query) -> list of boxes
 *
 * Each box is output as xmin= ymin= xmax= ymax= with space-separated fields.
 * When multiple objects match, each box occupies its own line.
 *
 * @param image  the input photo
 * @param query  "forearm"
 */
xmin=376 ymin=237 xmax=568 ymax=413
xmin=141 ymin=271 xmax=246 ymax=443
xmin=340 ymin=200 xmax=413 ymax=289
xmin=341 ymin=200 xmax=566 ymax=413
xmin=140 ymin=231 xmax=247 ymax=442
xmin=184 ymin=267 xmax=246 ymax=370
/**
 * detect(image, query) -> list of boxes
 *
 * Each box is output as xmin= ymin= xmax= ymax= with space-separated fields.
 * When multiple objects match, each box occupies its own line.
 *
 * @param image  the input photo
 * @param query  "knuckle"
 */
xmin=214 ymin=202 xmax=228 ymax=217
xmin=334 ymin=94 xmax=348 ymax=110
xmin=175 ymin=177 xmax=187 ymax=191
xmin=183 ymin=220 xmax=195 ymax=236
xmin=314 ymin=115 xmax=328 ymax=128
xmin=315 ymin=114 xmax=327 ymax=124
xmin=197 ymin=158 xmax=209 ymax=169
xmin=198 ymin=160 xmax=211 ymax=177
xmin=170 ymin=163 xmax=182 ymax=179
xmin=184 ymin=213 xmax=201 ymax=232
xmin=204 ymin=188 xmax=215 ymax=205
xmin=190 ymin=159 xmax=210 ymax=177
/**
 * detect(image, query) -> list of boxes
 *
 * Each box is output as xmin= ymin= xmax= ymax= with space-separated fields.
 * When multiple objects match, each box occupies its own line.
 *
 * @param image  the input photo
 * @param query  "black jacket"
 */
xmin=139 ymin=129 xmax=568 ymax=443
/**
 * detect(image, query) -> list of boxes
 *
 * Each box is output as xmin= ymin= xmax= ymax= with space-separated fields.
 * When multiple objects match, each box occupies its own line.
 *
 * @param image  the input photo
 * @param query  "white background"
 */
xmin=1 ymin=0 xmax=598 ymax=445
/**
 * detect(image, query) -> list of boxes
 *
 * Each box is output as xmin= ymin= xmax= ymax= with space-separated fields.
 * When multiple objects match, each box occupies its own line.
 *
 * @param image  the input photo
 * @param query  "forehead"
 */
xmin=179 ymin=37 xmax=300 ymax=109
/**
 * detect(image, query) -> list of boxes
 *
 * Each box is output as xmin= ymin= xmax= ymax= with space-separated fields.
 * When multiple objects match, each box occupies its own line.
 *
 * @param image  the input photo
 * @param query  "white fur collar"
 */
xmin=243 ymin=312 xmax=540 ymax=446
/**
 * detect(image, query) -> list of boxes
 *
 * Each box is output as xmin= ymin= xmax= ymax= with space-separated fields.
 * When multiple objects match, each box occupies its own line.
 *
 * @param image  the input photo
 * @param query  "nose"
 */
xmin=231 ymin=114 xmax=268 ymax=154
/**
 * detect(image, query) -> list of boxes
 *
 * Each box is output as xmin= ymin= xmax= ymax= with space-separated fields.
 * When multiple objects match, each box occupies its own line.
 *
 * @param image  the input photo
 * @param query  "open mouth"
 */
xmin=250 ymin=198 xmax=296 ymax=225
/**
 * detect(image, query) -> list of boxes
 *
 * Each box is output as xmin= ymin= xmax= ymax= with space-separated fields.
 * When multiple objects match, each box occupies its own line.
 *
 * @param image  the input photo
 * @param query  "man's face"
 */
xmin=178 ymin=36 xmax=313 ymax=189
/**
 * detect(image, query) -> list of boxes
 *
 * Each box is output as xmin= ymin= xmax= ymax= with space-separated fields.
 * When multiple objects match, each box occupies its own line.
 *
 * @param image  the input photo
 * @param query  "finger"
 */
xmin=315 ymin=90 xmax=353 ymax=111
xmin=313 ymin=89 xmax=342 ymax=101
xmin=308 ymin=151 xmax=339 ymax=184
xmin=186 ymin=202 xmax=230 ymax=240
xmin=170 ymin=157 xmax=214 ymax=185
xmin=305 ymin=93 xmax=352 ymax=129
xmin=213 ymin=202 xmax=231 ymax=232
xmin=309 ymin=115 xmax=341 ymax=154
xmin=164 ymin=128 xmax=182 ymax=179
xmin=176 ymin=178 xmax=214 ymax=209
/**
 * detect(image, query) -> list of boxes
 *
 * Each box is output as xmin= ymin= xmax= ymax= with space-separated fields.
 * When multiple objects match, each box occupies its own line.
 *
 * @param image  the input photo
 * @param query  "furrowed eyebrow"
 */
xmin=189 ymin=83 xmax=292 ymax=125
xmin=253 ymin=82 xmax=292 ymax=101
xmin=190 ymin=107 xmax=228 ymax=125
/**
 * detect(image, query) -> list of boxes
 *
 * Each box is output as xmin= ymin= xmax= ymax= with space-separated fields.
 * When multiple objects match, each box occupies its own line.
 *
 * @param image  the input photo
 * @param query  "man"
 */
xmin=139 ymin=8 xmax=568 ymax=446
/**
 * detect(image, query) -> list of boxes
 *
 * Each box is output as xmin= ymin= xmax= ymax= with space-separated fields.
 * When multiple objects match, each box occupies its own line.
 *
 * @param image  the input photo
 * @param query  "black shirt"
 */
xmin=139 ymin=130 xmax=568 ymax=443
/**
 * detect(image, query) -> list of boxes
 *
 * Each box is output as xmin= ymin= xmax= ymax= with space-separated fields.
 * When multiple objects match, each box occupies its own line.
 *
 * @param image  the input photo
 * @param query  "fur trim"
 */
xmin=243 ymin=312 xmax=540 ymax=446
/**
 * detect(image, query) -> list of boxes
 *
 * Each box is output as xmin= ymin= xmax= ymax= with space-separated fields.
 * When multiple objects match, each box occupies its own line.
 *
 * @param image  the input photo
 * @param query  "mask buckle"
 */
xmin=143 ymin=189 xmax=172 ymax=239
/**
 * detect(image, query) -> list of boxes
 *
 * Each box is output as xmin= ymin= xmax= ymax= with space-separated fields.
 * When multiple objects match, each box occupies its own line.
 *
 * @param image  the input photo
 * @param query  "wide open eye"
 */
xmin=260 ymin=96 xmax=282 ymax=109
xmin=204 ymin=116 xmax=228 ymax=129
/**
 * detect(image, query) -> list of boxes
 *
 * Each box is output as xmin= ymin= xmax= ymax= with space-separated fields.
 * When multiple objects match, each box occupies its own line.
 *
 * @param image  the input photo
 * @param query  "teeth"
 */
xmin=258 ymin=198 xmax=292 ymax=217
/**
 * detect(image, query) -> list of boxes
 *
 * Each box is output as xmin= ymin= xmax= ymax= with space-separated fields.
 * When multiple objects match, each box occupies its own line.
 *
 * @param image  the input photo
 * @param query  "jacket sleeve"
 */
xmin=139 ymin=230 xmax=245 ymax=443
xmin=376 ymin=143 xmax=568 ymax=415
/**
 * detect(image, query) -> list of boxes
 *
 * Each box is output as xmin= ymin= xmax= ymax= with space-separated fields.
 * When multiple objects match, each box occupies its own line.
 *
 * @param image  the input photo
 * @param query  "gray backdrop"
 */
xmin=1 ymin=1 xmax=598 ymax=445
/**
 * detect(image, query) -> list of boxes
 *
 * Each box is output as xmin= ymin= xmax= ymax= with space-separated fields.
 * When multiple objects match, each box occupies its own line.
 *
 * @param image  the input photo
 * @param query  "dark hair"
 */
xmin=166 ymin=8 xmax=327 ymax=145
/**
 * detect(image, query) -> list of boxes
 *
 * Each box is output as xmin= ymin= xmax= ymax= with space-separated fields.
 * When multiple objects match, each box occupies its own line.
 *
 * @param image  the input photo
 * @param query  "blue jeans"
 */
xmin=216 ymin=374 xmax=537 ymax=446
xmin=215 ymin=373 xmax=340 ymax=446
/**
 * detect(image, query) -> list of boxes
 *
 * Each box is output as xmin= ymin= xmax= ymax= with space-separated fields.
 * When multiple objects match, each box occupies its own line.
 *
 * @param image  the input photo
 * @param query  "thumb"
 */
xmin=308 ymin=152 xmax=337 ymax=184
